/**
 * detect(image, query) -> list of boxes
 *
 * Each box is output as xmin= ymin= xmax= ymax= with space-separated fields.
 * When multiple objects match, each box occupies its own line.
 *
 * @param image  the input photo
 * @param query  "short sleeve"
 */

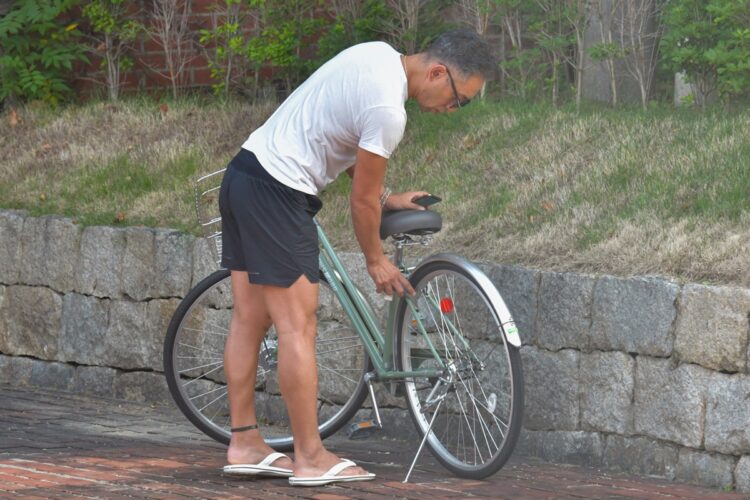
xmin=357 ymin=106 xmax=407 ymax=159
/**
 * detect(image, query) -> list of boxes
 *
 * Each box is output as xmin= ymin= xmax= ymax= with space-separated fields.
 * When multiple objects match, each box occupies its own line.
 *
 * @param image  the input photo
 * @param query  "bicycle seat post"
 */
xmin=391 ymin=234 xmax=433 ymax=272
xmin=392 ymin=236 xmax=407 ymax=269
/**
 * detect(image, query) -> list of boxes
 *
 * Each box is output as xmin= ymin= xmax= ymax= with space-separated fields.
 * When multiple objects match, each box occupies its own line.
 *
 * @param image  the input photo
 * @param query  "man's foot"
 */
xmin=289 ymin=451 xmax=375 ymax=487
xmin=226 ymin=431 xmax=294 ymax=471
xmin=291 ymin=448 xmax=371 ymax=480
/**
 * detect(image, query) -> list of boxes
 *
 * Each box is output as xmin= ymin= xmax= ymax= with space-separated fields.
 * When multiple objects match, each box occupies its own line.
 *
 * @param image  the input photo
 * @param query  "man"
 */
xmin=218 ymin=29 xmax=495 ymax=486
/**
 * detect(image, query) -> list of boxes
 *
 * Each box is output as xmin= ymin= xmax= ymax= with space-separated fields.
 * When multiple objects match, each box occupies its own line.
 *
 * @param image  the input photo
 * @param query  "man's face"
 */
xmin=417 ymin=64 xmax=484 ymax=114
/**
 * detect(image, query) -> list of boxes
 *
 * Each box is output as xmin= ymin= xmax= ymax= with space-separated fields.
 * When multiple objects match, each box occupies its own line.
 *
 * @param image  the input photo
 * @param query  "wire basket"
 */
xmin=194 ymin=168 xmax=226 ymax=267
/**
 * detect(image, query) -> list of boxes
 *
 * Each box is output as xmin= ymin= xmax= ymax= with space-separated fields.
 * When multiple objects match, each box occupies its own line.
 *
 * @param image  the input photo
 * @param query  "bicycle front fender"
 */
xmin=413 ymin=253 xmax=522 ymax=348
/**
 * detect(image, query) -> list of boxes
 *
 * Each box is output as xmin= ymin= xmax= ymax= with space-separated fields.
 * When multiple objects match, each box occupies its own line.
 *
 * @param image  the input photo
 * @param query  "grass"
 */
xmin=2 ymin=96 xmax=749 ymax=285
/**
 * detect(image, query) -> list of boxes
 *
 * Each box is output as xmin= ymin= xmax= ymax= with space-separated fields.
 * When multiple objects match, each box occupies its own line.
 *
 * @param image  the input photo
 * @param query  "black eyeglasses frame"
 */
xmin=443 ymin=65 xmax=470 ymax=109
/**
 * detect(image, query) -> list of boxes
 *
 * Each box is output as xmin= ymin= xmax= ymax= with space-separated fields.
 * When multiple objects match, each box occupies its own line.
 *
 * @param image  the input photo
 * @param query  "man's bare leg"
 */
xmin=225 ymin=270 xmax=292 ymax=469
xmin=263 ymin=274 xmax=368 ymax=478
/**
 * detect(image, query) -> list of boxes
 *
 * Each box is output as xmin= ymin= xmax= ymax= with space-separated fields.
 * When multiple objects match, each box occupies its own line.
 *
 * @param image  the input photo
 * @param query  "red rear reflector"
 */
xmin=440 ymin=297 xmax=454 ymax=314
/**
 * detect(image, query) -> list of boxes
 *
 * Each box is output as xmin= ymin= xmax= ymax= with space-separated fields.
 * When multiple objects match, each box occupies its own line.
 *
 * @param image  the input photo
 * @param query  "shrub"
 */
xmin=0 ymin=0 xmax=87 ymax=106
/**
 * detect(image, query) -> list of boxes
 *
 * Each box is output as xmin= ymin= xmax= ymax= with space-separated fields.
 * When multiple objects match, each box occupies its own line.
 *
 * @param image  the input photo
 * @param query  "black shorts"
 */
xmin=218 ymin=149 xmax=323 ymax=287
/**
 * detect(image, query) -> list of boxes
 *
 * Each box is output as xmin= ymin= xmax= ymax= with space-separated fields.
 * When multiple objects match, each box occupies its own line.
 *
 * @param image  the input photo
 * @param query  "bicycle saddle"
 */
xmin=379 ymin=209 xmax=443 ymax=240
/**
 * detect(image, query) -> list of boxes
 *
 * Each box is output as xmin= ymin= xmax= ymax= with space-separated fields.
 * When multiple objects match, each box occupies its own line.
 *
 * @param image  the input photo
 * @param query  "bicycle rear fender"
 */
xmin=415 ymin=253 xmax=522 ymax=348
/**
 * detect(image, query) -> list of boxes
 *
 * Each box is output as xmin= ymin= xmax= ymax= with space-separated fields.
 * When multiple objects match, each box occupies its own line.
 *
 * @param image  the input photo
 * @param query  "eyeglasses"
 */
xmin=444 ymin=65 xmax=471 ymax=110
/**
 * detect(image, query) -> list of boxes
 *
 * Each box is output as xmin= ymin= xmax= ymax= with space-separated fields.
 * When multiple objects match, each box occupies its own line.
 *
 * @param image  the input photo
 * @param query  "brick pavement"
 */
xmin=0 ymin=384 xmax=746 ymax=499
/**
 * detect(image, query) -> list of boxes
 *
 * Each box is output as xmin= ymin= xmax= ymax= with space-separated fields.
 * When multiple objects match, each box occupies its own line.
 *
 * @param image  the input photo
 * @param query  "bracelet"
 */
xmin=380 ymin=188 xmax=392 ymax=208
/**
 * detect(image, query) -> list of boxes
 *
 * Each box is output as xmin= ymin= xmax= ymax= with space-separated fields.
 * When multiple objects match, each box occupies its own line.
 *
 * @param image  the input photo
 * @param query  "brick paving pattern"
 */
xmin=0 ymin=384 xmax=746 ymax=499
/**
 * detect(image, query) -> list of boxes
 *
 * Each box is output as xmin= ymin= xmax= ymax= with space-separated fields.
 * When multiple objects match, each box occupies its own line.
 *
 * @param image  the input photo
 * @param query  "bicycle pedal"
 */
xmin=346 ymin=419 xmax=382 ymax=440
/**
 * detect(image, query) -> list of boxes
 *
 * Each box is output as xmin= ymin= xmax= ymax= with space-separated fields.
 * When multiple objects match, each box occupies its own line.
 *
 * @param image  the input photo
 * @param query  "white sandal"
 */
xmin=288 ymin=458 xmax=375 ymax=487
xmin=223 ymin=452 xmax=293 ymax=478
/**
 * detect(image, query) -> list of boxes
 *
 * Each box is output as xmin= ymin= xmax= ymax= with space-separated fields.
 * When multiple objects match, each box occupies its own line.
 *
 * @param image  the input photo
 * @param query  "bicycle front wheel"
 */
xmin=396 ymin=260 xmax=524 ymax=479
xmin=163 ymin=269 xmax=370 ymax=451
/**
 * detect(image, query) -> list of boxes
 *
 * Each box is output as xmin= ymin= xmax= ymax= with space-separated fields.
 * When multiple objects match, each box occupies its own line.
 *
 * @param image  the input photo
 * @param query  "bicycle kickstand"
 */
xmin=346 ymin=372 xmax=383 ymax=439
xmin=403 ymin=398 xmax=444 ymax=483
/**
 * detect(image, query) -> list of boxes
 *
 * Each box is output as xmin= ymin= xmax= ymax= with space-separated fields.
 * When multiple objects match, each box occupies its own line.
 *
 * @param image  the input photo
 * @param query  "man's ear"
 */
xmin=427 ymin=63 xmax=446 ymax=81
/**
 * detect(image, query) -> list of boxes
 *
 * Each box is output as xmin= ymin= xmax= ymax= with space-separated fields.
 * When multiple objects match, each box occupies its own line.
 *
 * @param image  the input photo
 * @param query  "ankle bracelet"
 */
xmin=230 ymin=424 xmax=259 ymax=433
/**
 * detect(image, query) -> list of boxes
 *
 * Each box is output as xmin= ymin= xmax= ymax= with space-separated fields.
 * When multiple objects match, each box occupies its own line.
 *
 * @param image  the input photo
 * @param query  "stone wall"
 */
xmin=486 ymin=263 xmax=750 ymax=492
xmin=1 ymin=210 xmax=749 ymax=492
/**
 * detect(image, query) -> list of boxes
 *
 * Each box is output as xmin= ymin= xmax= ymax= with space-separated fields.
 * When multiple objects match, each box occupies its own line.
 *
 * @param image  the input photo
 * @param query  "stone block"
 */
xmin=517 ymin=430 xmax=604 ymax=466
xmin=153 ymin=229 xmax=193 ymax=298
xmin=29 ymin=360 xmax=75 ymax=392
xmin=0 ymin=354 xmax=34 ymax=386
xmin=736 ymin=456 xmax=750 ymax=493
xmin=535 ymin=272 xmax=594 ymax=350
xmin=77 ymin=226 xmax=125 ymax=298
xmin=520 ymin=346 xmax=579 ymax=430
xmin=114 ymin=371 xmax=171 ymax=404
xmin=74 ymin=365 xmax=117 ymax=399
xmin=674 ymin=284 xmax=750 ymax=373
xmin=580 ymin=351 xmax=634 ymax=434
xmin=0 ymin=286 xmax=62 ymax=360
xmin=62 ymin=298 xmax=157 ymax=370
xmin=105 ymin=300 xmax=155 ymax=370
xmin=675 ymin=448 xmax=736 ymax=489
xmin=705 ymin=372 xmax=750 ymax=455
xmin=603 ymin=435 xmax=678 ymax=479
xmin=634 ymin=357 xmax=710 ymax=448
xmin=121 ymin=227 xmax=156 ymax=301
xmin=17 ymin=216 xmax=46 ymax=286
xmin=488 ymin=264 xmax=539 ymax=345
xmin=0 ymin=210 xmax=25 ymax=284
xmin=44 ymin=217 xmax=81 ymax=293
xmin=590 ymin=276 xmax=678 ymax=356
xmin=192 ymin=237 xmax=221 ymax=288
xmin=18 ymin=216 xmax=81 ymax=292
xmin=0 ymin=285 xmax=5 ymax=339
xmin=146 ymin=299 xmax=181 ymax=370
xmin=59 ymin=294 xmax=111 ymax=365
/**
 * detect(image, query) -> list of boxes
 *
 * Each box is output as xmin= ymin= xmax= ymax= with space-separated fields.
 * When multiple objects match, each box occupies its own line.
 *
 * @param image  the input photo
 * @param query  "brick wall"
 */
xmin=74 ymin=0 xmax=258 ymax=96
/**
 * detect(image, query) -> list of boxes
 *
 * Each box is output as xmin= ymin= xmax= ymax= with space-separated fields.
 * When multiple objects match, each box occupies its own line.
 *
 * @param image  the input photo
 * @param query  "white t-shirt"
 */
xmin=242 ymin=41 xmax=408 ymax=195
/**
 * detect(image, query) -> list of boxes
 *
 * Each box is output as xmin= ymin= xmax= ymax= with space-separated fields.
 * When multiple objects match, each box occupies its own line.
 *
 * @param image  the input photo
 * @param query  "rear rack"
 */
xmin=194 ymin=168 xmax=226 ymax=266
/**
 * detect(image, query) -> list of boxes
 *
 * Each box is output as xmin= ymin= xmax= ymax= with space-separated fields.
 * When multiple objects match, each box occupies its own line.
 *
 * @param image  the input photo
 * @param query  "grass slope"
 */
xmin=2 ymin=97 xmax=749 ymax=285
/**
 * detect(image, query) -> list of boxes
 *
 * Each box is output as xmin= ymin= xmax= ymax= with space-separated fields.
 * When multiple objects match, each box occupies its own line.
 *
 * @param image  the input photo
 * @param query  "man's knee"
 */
xmin=232 ymin=307 xmax=272 ymax=331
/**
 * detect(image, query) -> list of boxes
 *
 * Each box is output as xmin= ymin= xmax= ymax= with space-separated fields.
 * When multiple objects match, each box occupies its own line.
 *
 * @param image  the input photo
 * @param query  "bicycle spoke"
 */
xmin=316 ymin=343 xmax=363 ymax=356
xmin=184 ymin=363 xmax=224 ymax=385
xmin=318 ymin=363 xmax=359 ymax=385
xmin=198 ymin=387 xmax=229 ymax=412
xmin=316 ymin=334 xmax=358 ymax=343
xmin=188 ymin=383 xmax=228 ymax=401
xmin=176 ymin=355 xmax=223 ymax=361
xmin=178 ymin=359 xmax=223 ymax=374
xmin=456 ymin=375 xmax=499 ymax=456
xmin=181 ymin=326 xmax=228 ymax=337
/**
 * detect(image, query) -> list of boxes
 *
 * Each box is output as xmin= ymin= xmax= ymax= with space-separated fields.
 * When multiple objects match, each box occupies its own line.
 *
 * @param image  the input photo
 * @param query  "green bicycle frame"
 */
xmin=316 ymin=222 xmax=446 ymax=381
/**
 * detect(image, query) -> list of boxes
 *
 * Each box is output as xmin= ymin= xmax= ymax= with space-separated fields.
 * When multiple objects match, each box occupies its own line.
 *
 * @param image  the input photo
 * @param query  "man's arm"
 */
xmin=347 ymin=164 xmax=431 ymax=211
xmin=350 ymin=148 xmax=414 ymax=296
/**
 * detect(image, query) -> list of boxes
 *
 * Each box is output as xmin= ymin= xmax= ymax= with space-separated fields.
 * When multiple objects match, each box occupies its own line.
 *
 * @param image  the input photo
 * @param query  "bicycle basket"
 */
xmin=194 ymin=168 xmax=226 ymax=267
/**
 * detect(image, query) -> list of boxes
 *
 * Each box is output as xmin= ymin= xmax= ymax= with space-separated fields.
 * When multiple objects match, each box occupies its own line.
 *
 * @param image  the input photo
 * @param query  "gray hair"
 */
xmin=423 ymin=29 xmax=496 ymax=81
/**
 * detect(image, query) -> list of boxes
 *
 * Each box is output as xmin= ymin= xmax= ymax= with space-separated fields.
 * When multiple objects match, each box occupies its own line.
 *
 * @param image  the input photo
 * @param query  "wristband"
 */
xmin=380 ymin=188 xmax=392 ymax=208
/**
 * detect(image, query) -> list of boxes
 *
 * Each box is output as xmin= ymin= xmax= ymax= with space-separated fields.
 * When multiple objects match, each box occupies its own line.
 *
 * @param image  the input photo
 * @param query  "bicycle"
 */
xmin=163 ymin=168 xmax=524 ymax=480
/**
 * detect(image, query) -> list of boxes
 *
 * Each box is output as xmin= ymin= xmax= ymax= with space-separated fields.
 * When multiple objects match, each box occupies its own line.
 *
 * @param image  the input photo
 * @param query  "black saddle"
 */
xmin=379 ymin=209 xmax=443 ymax=240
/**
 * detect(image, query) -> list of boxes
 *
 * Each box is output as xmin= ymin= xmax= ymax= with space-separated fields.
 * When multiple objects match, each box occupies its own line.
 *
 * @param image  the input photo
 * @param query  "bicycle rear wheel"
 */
xmin=163 ymin=269 xmax=370 ymax=451
xmin=396 ymin=260 xmax=524 ymax=479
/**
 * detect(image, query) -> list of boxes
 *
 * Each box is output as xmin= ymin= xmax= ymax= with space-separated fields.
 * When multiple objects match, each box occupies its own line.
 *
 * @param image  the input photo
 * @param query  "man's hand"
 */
xmin=384 ymin=191 xmax=430 ymax=211
xmin=366 ymin=255 xmax=415 ymax=297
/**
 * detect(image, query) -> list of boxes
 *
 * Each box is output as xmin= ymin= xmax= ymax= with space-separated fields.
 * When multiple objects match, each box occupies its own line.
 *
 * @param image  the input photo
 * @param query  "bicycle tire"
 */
xmin=396 ymin=259 xmax=524 ymax=479
xmin=163 ymin=269 xmax=371 ymax=450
